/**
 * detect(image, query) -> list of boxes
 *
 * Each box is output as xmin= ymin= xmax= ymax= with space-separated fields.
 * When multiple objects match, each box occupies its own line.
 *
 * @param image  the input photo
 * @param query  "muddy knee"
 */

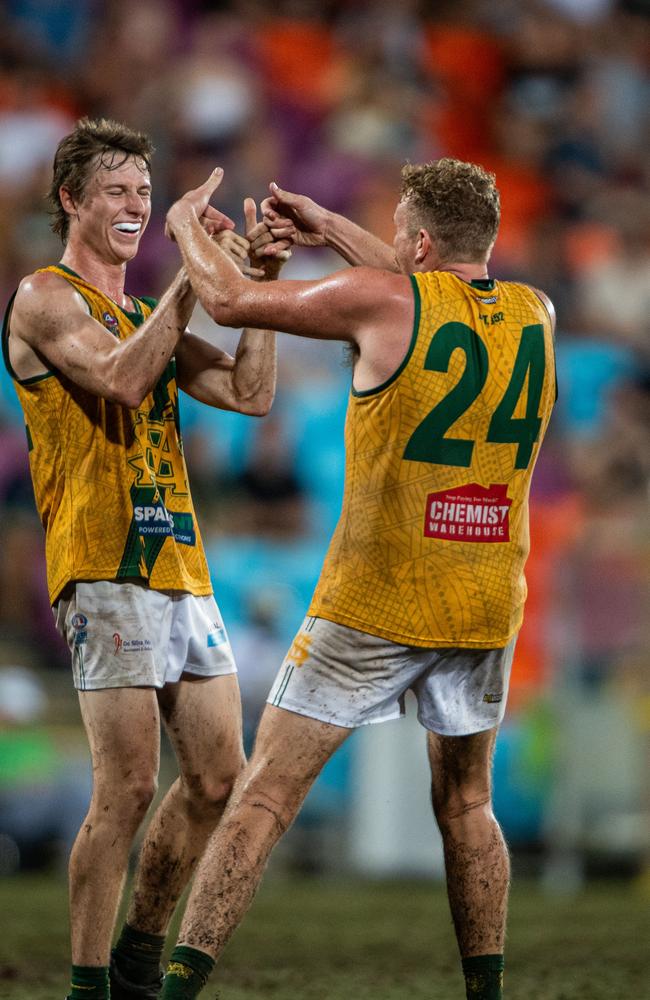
xmin=94 ymin=772 xmax=158 ymax=827
xmin=180 ymin=767 xmax=242 ymax=821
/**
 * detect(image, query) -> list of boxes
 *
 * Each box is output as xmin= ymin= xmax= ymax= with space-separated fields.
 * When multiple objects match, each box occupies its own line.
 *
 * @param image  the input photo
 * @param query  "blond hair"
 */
xmin=400 ymin=158 xmax=500 ymax=262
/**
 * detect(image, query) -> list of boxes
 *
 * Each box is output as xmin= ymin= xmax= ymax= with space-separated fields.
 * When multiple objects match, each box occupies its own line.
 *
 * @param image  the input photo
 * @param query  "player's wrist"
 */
xmin=167 ymin=199 xmax=196 ymax=233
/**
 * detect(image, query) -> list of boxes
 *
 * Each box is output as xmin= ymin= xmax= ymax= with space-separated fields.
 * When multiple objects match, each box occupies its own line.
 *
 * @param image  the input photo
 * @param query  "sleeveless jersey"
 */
xmin=2 ymin=265 xmax=212 ymax=604
xmin=309 ymin=271 xmax=556 ymax=648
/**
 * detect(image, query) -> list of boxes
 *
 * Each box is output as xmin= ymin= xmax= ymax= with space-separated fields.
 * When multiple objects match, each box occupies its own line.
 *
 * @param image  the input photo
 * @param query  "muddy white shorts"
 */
xmin=267 ymin=616 xmax=516 ymax=736
xmin=54 ymin=580 xmax=237 ymax=691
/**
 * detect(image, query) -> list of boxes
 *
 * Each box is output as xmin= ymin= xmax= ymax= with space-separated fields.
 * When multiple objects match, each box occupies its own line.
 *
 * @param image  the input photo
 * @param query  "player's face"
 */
xmin=70 ymin=154 xmax=152 ymax=264
xmin=392 ymin=199 xmax=419 ymax=274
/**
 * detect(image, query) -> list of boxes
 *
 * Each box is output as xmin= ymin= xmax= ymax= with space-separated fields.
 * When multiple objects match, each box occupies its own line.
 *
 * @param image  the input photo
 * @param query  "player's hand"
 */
xmin=260 ymin=182 xmax=329 ymax=249
xmin=244 ymin=197 xmax=291 ymax=281
xmin=165 ymin=167 xmax=235 ymax=240
xmin=213 ymin=229 xmax=265 ymax=279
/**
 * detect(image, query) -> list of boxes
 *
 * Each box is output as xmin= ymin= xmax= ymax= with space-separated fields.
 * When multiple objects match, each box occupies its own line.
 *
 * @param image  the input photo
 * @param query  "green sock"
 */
xmin=112 ymin=922 xmax=165 ymax=985
xmin=462 ymin=954 xmax=504 ymax=1000
xmin=161 ymin=945 xmax=215 ymax=999
xmin=69 ymin=965 xmax=109 ymax=999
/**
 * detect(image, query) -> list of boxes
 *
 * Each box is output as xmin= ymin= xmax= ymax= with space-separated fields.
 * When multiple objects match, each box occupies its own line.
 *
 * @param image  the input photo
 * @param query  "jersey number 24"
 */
xmin=404 ymin=321 xmax=547 ymax=470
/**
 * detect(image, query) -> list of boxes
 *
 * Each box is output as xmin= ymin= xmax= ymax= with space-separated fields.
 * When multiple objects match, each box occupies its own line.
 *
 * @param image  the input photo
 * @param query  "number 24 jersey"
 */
xmin=309 ymin=271 xmax=557 ymax=649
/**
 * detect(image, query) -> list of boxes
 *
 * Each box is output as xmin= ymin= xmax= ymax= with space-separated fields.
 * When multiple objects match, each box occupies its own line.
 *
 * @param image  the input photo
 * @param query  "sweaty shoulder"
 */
xmin=342 ymin=268 xmax=413 ymax=347
xmin=11 ymin=270 xmax=90 ymax=342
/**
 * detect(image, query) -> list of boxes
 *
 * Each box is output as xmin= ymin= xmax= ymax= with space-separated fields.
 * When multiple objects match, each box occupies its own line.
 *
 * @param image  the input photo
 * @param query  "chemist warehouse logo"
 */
xmin=424 ymin=483 xmax=512 ymax=543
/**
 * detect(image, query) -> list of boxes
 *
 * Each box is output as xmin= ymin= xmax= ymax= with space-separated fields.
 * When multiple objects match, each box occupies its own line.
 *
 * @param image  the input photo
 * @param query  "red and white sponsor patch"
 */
xmin=424 ymin=483 xmax=511 ymax=543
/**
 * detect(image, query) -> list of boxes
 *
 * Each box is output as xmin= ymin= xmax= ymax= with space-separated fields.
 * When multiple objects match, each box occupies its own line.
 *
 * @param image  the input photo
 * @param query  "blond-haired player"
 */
xmin=1 ymin=118 xmax=287 ymax=1000
xmin=160 ymin=158 xmax=556 ymax=1000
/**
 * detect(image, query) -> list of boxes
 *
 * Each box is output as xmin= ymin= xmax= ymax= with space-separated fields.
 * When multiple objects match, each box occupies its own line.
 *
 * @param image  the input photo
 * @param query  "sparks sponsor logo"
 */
xmin=287 ymin=634 xmax=312 ymax=668
xmin=482 ymin=692 xmax=503 ymax=704
xmin=132 ymin=503 xmax=196 ymax=545
xmin=113 ymin=632 xmax=123 ymax=654
xmin=424 ymin=483 xmax=512 ymax=543
xmin=102 ymin=311 xmax=118 ymax=327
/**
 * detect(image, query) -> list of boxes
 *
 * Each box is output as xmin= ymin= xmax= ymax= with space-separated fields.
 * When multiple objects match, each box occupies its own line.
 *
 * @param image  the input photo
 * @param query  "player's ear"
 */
xmin=59 ymin=186 xmax=78 ymax=218
xmin=415 ymin=228 xmax=431 ymax=263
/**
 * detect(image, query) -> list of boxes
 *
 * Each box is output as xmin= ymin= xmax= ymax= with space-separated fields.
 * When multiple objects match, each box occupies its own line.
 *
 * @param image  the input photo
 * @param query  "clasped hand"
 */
xmin=166 ymin=167 xmax=293 ymax=281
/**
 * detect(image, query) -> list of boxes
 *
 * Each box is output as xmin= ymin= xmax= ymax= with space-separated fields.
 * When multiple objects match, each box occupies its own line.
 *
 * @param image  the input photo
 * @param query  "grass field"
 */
xmin=0 ymin=874 xmax=647 ymax=999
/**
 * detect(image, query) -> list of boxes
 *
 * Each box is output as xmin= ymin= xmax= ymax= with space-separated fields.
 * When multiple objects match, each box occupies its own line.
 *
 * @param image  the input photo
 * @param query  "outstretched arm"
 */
xmin=176 ymin=199 xmax=284 ymax=416
xmin=166 ymin=171 xmax=410 ymax=346
xmin=255 ymin=183 xmax=399 ymax=272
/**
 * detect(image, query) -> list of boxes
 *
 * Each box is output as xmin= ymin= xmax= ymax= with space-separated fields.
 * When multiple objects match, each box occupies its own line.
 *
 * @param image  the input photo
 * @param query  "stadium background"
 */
xmin=0 ymin=0 xmax=648 ymax=995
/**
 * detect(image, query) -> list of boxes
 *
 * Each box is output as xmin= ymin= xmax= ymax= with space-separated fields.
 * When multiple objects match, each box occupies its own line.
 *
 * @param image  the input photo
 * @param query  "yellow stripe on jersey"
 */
xmin=309 ymin=271 xmax=556 ymax=648
xmin=2 ymin=265 xmax=212 ymax=603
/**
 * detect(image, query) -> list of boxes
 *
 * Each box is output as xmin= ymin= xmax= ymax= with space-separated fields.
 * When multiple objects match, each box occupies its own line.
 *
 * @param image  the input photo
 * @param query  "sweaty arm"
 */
xmin=258 ymin=183 xmax=399 ymax=271
xmin=167 ymin=196 xmax=408 ymax=346
xmin=10 ymin=268 xmax=195 ymax=408
xmin=175 ymin=203 xmax=281 ymax=416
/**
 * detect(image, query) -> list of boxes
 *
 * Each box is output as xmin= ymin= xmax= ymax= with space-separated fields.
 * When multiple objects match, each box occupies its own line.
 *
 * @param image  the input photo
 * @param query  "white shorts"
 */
xmin=54 ymin=580 xmax=237 ymax=691
xmin=267 ymin=616 xmax=515 ymax=736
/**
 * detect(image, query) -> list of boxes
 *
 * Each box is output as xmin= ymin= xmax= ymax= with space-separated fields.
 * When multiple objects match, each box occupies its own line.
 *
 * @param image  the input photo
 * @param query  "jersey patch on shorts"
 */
xmin=207 ymin=626 xmax=227 ymax=647
xmin=424 ymin=483 xmax=511 ymax=543
xmin=482 ymin=691 xmax=503 ymax=703
xmin=71 ymin=612 xmax=88 ymax=646
xmin=286 ymin=633 xmax=312 ymax=667
xmin=112 ymin=633 xmax=153 ymax=655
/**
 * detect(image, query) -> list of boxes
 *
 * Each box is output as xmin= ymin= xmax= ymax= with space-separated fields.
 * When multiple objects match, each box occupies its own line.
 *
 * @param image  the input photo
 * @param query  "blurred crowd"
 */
xmin=0 ymin=0 xmax=648 ymax=865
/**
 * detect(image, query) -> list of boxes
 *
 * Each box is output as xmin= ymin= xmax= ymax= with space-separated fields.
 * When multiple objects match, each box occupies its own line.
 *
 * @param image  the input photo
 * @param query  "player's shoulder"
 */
xmin=336 ymin=265 xmax=411 ymax=296
xmin=11 ymin=268 xmax=90 ymax=337
xmin=497 ymin=278 xmax=556 ymax=332
xmin=525 ymin=283 xmax=556 ymax=331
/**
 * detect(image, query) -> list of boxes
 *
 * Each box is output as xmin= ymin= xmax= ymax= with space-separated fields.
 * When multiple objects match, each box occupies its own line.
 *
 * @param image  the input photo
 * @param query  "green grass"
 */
xmin=0 ymin=874 xmax=647 ymax=999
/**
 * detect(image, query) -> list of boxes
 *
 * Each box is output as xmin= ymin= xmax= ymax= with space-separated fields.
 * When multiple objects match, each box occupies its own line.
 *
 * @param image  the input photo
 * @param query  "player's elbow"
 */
xmin=246 ymin=397 xmax=273 ymax=418
xmin=203 ymin=286 xmax=245 ymax=329
xmin=111 ymin=380 xmax=149 ymax=410
xmin=237 ymin=390 xmax=274 ymax=417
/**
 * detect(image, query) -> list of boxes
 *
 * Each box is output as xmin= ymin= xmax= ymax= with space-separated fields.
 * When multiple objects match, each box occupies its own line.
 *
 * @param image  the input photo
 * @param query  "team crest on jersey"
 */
xmin=424 ymin=483 xmax=512 ymax=542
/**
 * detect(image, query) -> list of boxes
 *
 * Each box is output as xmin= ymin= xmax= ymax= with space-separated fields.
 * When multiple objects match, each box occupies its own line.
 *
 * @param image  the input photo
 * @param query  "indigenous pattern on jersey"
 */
xmin=1 ymin=264 xmax=212 ymax=604
xmin=309 ymin=272 xmax=556 ymax=648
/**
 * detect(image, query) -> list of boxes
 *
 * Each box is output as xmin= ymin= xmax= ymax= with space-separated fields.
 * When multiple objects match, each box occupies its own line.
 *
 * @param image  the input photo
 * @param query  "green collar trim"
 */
xmin=55 ymin=263 xmax=143 ymax=318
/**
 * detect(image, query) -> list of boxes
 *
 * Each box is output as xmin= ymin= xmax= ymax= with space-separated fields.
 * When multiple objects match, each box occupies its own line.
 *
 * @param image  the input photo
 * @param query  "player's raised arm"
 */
xmin=10 ymin=266 xmax=195 ymax=409
xmin=176 ymin=198 xmax=286 ymax=416
xmin=256 ymin=182 xmax=400 ymax=272
xmin=166 ymin=173 xmax=409 ymax=347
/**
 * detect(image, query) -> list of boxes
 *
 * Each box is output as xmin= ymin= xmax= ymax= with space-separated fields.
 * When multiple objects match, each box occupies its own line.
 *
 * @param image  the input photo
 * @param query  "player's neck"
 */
xmin=60 ymin=243 xmax=130 ymax=309
xmin=438 ymin=262 xmax=490 ymax=283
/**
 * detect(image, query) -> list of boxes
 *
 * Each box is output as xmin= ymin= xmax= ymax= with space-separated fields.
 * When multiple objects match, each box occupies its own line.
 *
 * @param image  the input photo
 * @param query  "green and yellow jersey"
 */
xmin=309 ymin=271 xmax=556 ymax=649
xmin=2 ymin=264 xmax=212 ymax=604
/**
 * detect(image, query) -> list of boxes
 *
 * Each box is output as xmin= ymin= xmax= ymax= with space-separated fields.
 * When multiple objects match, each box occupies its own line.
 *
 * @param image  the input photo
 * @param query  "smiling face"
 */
xmin=62 ymin=153 xmax=152 ymax=264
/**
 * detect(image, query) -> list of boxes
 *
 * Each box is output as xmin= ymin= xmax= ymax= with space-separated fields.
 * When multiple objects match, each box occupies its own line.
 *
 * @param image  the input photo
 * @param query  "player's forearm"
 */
xmin=230 ymin=328 xmax=277 ymax=416
xmin=323 ymin=212 xmax=399 ymax=271
xmin=168 ymin=207 xmax=248 ymax=327
xmin=111 ymin=270 xmax=195 ymax=406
